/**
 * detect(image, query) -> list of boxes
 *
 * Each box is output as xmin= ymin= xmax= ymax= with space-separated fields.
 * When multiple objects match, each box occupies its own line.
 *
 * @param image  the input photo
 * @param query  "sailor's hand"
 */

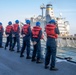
xmin=6 ymin=34 xmax=9 ymax=37
xmin=56 ymin=23 xmax=58 ymax=28
xmin=12 ymin=34 xmax=15 ymax=37
xmin=33 ymin=41 xmax=37 ymax=45
xmin=22 ymin=34 xmax=25 ymax=37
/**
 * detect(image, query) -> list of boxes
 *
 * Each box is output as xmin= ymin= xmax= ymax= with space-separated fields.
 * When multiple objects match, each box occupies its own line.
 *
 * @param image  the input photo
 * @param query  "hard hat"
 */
xmin=15 ymin=20 xmax=19 ymax=24
xmin=49 ymin=19 xmax=56 ymax=24
xmin=36 ymin=22 xmax=40 ymax=26
xmin=26 ymin=20 xmax=30 ymax=24
xmin=8 ymin=21 xmax=12 ymax=25
xmin=0 ymin=22 xmax=2 ymax=25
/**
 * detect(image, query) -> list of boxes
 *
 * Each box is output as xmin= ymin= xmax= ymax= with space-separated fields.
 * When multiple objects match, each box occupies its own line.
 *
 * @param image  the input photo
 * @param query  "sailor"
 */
xmin=44 ymin=19 xmax=60 ymax=71
xmin=12 ymin=20 xmax=20 ymax=52
xmin=20 ymin=20 xmax=31 ymax=59
xmin=31 ymin=22 xmax=43 ymax=63
xmin=0 ymin=22 xmax=4 ymax=48
xmin=5 ymin=21 xmax=13 ymax=50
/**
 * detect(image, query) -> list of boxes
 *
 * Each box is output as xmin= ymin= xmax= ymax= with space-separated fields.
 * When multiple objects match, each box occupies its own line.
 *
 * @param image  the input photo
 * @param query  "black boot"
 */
xmin=5 ymin=47 xmax=6 ymax=50
xmin=36 ymin=59 xmax=43 ymax=63
xmin=17 ymin=50 xmax=21 ymax=53
xmin=44 ymin=65 xmax=49 ymax=69
xmin=31 ymin=58 xmax=36 ymax=62
xmin=0 ymin=46 xmax=4 ymax=48
xmin=9 ymin=48 xmax=11 ymax=51
xmin=20 ymin=54 xmax=24 ymax=57
xmin=50 ymin=67 xmax=58 ymax=71
xmin=26 ymin=56 xmax=31 ymax=59
xmin=11 ymin=48 xmax=15 ymax=51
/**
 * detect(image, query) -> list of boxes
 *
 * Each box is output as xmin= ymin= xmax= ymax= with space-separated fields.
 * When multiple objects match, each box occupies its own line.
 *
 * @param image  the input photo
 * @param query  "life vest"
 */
xmin=32 ymin=26 xmax=42 ymax=38
xmin=13 ymin=24 xmax=19 ymax=32
xmin=0 ymin=26 xmax=2 ymax=31
xmin=6 ymin=25 xmax=12 ymax=33
xmin=22 ymin=24 xmax=30 ymax=34
xmin=45 ymin=24 xmax=58 ymax=38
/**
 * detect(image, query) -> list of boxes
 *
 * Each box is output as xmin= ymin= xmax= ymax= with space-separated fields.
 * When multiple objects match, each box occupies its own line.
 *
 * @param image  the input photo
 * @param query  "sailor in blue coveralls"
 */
xmin=12 ymin=20 xmax=20 ymax=52
xmin=5 ymin=21 xmax=13 ymax=50
xmin=0 ymin=22 xmax=4 ymax=48
xmin=45 ymin=19 xmax=60 ymax=71
xmin=31 ymin=22 xmax=43 ymax=63
xmin=20 ymin=20 xmax=31 ymax=59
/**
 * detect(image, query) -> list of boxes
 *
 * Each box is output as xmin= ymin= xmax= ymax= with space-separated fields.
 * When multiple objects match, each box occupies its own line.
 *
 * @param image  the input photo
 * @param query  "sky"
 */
xmin=0 ymin=0 xmax=76 ymax=35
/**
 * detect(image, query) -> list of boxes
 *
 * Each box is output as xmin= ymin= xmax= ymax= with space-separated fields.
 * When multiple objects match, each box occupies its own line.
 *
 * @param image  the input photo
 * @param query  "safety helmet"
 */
xmin=15 ymin=20 xmax=19 ymax=24
xmin=36 ymin=22 xmax=40 ymax=26
xmin=26 ymin=20 xmax=30 ymax=24
xmin=8 ymin=21 xmax=12 ymax=25
xmin=49 ymin=19 xmax=56 ymax=24
xmin=0 ymin=22 xmax=2 ymax=25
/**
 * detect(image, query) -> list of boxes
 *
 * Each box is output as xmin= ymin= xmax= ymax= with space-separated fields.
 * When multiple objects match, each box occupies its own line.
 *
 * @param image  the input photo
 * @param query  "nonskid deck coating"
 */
xmin=0 ymin=44 xmax=76 ymax=75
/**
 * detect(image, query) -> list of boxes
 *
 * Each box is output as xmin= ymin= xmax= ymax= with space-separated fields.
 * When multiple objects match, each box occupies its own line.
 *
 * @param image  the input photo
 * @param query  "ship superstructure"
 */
xmin=20 ymin=4 xmax=70 ymax=36
xmin=30 ymin=4 xmax=70 ymax=36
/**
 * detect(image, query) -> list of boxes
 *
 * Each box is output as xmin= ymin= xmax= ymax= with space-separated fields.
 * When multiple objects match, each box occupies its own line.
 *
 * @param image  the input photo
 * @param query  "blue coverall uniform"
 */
xmin=20 ymin=25 xmax=31 ymax=58
xmin=0 ymin=25 xmax=4 ymax=47
xmin=5 ymin=25 xmax=13 ymax=50
xmin=31 ymin=30 xmax=42 ymax=62
xmin=45 ymin=27 xmax=60 ymax=68
xmin=12 ymin=24 xmax=20 ymax=52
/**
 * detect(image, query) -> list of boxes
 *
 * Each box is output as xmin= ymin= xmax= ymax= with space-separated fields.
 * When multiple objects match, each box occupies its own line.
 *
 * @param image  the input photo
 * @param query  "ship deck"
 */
xmin=0 ymin=44 xmax=76 ymax=75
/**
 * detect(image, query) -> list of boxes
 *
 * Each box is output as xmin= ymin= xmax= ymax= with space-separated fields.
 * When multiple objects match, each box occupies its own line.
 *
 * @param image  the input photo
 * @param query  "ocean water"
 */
xmin=57 ymin=47 xmax=76 ymax=62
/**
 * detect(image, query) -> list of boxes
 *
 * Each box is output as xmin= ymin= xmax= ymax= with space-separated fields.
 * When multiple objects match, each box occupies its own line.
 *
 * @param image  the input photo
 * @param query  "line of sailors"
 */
xmin=0 ymin=19 xmax=60 ymax=71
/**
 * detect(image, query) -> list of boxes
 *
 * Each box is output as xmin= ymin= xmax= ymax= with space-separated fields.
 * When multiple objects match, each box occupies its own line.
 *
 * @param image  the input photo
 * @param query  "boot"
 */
xmin=44 ymin=65 xmax=49 ymax=69
xmin=17 ymin=50 xmax=21 ymax=53
xmin=0 ymin=46 xmax=4 ymax=48
xmin=50 ymin=67 xmax=58 ymax=71
xmin=26 ymin=56 xmax=31 ymax=59
xmin=31 ymin=58 xmax=36 ymax=62
xmin=20 ymin=54 xmax=24 ymax=57
xmin=11 ymin=48 xmax=15 ymax=51
xmin=36 ymin=59 xmax=43 ymax=63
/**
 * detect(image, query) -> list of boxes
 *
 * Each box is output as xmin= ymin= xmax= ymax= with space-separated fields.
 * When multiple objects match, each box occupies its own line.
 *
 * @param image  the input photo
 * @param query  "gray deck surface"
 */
xmin=0 ymin=46 xmax=76 ymax=75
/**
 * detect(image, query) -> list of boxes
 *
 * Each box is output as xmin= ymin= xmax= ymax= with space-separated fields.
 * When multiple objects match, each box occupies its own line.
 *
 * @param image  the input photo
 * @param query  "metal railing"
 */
xmin=3 ymin=37 xmax=76 ymax=63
